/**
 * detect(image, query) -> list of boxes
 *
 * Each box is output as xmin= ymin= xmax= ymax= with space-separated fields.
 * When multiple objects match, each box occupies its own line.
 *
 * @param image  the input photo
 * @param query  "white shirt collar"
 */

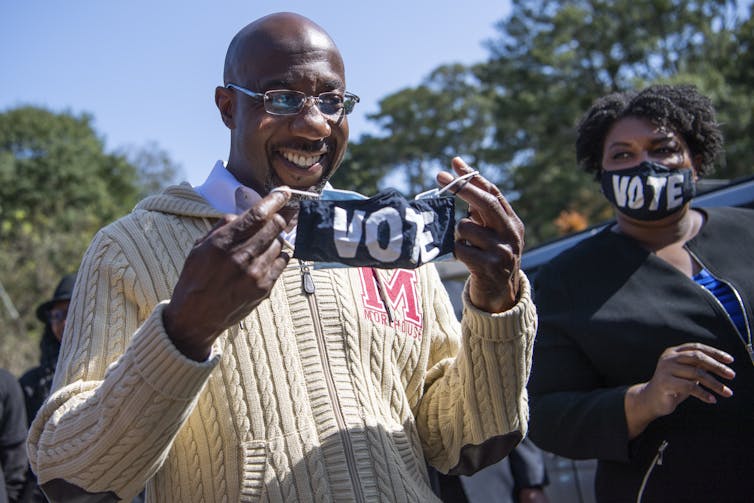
xmin=194 ymin=160 xmax=336 ymax=214
xmin=193 ymin=160 xmax=262 ymax=215
xmin=194 ymin=160 xmax=298 ymax=243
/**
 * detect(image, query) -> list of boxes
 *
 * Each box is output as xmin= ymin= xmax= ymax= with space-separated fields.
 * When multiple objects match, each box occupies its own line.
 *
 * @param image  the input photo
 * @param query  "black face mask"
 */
xmin=294 ymin=189 xmax=456 ymax=269
xmin=600 ymin=161 xmax=696 ymax=221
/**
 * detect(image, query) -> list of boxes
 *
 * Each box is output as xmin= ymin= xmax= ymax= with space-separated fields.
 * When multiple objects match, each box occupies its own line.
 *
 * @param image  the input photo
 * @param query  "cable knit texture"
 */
xmin=27 ymin=182 xmax=537 ymax=502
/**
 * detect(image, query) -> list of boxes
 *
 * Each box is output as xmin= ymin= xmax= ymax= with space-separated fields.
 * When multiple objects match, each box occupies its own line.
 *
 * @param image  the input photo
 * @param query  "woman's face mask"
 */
xmin=289 ymin=172 xmax=476 ymax=269
xmin=600 ymin=161 xmax=696 ymax=221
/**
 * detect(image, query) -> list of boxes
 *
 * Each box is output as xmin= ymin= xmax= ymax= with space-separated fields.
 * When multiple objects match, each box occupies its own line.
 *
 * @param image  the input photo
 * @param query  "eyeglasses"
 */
xmin=49 ymin=308 xmax=68 ymax=323
xmin=226 ymin=84 xmax=359 ymax=118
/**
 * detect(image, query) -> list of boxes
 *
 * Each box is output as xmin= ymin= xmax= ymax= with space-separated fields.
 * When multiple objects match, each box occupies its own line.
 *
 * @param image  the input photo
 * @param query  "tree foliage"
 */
xmin=122 ymin=141 xmax=183 ymax=200
xmin=333 ymin=64 xmax=497 ymax=195
xmin=686 ymin=2 xmax=754 ymax=178
xmin=0 ymin=106 xmax=180 ymax=373
xmin=347 ymin=0 xmax=753 ymax=246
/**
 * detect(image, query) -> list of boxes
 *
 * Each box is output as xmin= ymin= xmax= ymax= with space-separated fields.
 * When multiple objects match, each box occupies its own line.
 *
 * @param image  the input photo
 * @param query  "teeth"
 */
xmin=282 ymin=151 xmax=323 ymax=167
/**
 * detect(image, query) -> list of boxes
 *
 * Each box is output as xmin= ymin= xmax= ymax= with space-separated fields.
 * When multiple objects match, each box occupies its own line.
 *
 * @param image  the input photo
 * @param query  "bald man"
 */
xmin=28 ymin=13 xmax=536 ymax=502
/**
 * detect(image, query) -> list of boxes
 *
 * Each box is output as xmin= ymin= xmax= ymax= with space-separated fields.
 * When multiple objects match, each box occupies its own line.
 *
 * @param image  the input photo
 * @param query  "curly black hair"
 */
xmin=576 ymin=84 xmax=724 ymax=179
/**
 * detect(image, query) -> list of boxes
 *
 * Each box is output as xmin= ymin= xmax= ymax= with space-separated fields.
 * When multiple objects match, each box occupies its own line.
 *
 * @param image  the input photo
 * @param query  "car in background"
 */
xmin=436 ymin=174 xmax=754 ymax=503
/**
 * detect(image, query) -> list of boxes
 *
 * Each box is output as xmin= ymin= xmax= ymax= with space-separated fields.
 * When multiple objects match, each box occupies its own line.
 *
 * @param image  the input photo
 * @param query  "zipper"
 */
xmin=371 ymin=268 xmax=394 ymax=324
xmin=685 ymin=249 xmax=754 ymax=365
xmin=299 ymin=261 xmax=366 ymax=503
xmin=636 ymin=440 xmax=668 ymax=503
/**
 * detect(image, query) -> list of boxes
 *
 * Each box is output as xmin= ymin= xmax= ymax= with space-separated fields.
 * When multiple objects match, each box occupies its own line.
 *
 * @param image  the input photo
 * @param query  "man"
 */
xmin=28 ymin=12 xmax=536 ymax=502
xmin=21 ymin=273 xmax=76 ymax=427
xmin=19 ymin=273 xmax=76 ymax=503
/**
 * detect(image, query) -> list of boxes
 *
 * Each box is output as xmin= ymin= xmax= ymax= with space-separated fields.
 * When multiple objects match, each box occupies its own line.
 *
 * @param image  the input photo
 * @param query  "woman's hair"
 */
xmin=575 ymin=84 xmax=723 ymax=179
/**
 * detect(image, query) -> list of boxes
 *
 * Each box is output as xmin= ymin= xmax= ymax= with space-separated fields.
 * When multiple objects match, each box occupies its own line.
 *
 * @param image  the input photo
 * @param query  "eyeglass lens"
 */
xmin=265 ymin=90 xmax=357 ymax=117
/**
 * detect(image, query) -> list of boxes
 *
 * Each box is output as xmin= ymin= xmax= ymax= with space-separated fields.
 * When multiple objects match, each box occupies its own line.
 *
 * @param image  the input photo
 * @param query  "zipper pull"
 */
xmin=747 ymin=343 xmax=754 ymax=366
xmin=300 ymin=262 xmax=316 ymax=295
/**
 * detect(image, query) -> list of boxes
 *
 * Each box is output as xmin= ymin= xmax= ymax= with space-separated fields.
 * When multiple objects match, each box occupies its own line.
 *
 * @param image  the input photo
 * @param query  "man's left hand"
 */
xmin=437 ymin=157 xmax=524 ymax=313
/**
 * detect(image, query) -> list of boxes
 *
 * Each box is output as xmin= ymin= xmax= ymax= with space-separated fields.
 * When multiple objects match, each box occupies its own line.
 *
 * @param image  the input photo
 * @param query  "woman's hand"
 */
xmin=624 ymin=342 xmax=735 ymax=439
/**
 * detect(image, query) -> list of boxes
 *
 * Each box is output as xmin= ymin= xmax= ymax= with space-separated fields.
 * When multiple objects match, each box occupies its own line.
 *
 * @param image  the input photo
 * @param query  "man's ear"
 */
xmin=215 ymin=86 xmax=235 ymax=129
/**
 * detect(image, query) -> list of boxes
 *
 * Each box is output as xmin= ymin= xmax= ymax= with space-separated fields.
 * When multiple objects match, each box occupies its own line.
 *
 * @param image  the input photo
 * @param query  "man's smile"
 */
xmin=279 ymin=148 xmax=327 ymax=168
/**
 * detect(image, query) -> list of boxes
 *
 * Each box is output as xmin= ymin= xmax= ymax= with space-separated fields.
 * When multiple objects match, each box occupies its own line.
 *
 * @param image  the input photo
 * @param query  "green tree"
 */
xmin=338 ymin=64 xmax=496 ymax=196
xmin=121 ymin=141 xmax=183 ymax=199
xmin=697 ymin=2 xmax=754 ymax=178
xmin=0 ymin=106 xmax=179 ymax=373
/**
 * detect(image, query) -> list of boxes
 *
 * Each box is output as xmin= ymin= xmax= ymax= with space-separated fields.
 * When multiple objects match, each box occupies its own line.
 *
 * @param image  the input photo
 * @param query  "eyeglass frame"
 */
xmin=225 ymin=83 xmax=360 ymax=118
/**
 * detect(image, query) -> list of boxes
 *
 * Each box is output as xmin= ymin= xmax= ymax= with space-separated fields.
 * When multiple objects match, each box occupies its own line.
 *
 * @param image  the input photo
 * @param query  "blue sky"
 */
xmin=1 ymin=1 xmax=511 ymax=185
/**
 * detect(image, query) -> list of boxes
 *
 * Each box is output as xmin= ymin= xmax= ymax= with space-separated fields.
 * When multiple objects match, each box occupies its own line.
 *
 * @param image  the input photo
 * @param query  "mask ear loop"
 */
xmin=270 ymin=187 xmax=320 ymax=254
xmin=271 ymin=187 xmax=322 ymax=199
xmin=435 ymin=170 xmax=479 ymax=196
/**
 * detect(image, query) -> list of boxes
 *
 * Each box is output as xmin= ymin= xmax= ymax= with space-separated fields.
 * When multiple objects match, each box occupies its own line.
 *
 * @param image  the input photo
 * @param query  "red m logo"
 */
xmin=359 ymin=268 xmax=422 ymax=327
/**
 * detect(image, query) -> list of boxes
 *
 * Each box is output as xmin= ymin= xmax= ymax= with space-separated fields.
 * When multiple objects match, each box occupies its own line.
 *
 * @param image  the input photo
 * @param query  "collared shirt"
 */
xmin=193 ymin=160 xmax=262 ymax=215
xmin=193 ymin=160 xmax=297 ymax=243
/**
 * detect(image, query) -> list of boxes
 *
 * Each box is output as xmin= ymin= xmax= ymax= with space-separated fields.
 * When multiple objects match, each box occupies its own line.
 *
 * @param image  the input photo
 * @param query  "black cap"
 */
xmin=36 ymin=273 xmax=77 ymax=322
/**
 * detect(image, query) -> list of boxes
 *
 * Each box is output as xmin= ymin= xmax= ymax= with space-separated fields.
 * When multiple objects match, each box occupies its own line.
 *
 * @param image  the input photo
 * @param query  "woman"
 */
xmin=528 ymin=84 xmax=754 ymax=502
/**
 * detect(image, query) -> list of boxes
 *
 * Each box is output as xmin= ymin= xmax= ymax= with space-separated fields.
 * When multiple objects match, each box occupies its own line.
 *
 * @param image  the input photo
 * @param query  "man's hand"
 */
xmin=163 ymin=190 xmax=294 ymax=361
xmin=437 ymin=157 xmax=524 ymax=313
xmin=624 ymin=342 xmax=735 ymax=439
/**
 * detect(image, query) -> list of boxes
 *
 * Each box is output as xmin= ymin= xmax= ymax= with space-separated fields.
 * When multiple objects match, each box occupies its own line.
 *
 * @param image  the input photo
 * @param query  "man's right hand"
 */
xmin=163 ymin=189 xmax=293 ymax=361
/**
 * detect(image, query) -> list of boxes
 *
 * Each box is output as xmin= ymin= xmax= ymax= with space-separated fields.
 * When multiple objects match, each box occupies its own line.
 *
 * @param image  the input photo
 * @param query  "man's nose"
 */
xmin=290 ymin=99 xmax=332 ymax=139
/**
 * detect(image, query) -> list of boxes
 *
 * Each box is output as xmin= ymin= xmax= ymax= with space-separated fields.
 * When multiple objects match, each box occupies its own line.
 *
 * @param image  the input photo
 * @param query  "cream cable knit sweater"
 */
xmin=28 ymin=183 xmax=537 ymax=502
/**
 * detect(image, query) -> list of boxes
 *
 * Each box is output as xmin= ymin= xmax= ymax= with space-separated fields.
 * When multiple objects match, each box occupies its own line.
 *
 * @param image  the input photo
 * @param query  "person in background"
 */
xmin=20 ymin=274 xmax=76 ymax=428
xmin=27 ymin=12 xmax=536 ymax=502
xmin=0 ymin=367 xmax=27 ymax=503
xmin=459 ymin=438 xmax=549 ymax=503
xmin=18 ymin=274 xmax=75 ymax=503
xmin=431 ymin=437 xmax=549 ymax=502
xmin=528 ymin=84 xmax=754 ymax=502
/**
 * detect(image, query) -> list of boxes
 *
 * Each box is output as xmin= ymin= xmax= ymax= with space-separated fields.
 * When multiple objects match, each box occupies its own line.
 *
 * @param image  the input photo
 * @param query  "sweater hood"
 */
xmin=135 ymin=182 xmax=225 ymax=219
